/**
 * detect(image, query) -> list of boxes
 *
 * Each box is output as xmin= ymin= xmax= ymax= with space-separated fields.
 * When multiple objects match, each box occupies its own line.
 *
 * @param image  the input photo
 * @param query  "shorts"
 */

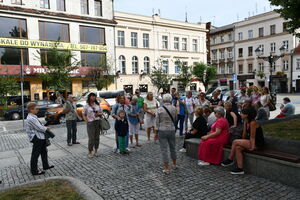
xmin=129 ymin=122 xmax=139 ymax=136
xmin=145 ymin=113 xmax=156 ymax=129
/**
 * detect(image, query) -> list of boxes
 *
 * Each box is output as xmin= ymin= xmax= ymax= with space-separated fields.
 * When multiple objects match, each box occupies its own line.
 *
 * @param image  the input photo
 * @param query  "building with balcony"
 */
xmin=209 ymin=24 xmax=235 ymax=89
xmin=115 ymin=12 xmax=208 ymax=94
xmin=0 ymin=0 xmax=116 ymax=100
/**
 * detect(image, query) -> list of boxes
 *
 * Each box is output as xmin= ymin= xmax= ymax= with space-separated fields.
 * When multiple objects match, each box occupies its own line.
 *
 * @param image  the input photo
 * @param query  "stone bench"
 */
xmin=185 ymin=137 xmax=300 ymax=188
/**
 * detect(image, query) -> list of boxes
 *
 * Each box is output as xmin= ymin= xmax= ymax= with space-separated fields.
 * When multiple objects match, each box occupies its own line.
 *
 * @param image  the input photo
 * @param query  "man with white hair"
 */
xmin=63 ymin=95 xmax=80 ymax=146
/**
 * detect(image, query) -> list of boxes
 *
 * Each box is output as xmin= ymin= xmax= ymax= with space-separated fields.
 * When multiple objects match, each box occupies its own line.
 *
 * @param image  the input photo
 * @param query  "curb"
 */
xmin=0 ymin=176 xmax=103 ymax=200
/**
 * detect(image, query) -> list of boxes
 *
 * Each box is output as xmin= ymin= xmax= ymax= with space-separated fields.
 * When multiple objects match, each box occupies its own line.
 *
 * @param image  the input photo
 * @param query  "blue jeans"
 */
xmin=176 ymin=114 xmax=185 ymax=136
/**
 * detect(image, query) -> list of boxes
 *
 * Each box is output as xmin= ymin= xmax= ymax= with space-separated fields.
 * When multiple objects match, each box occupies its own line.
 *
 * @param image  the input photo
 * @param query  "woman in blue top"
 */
xmin=126 ymin=96 xmax=141 ymax=147
xmin=172 ymin=92 xmax=186 ymax=136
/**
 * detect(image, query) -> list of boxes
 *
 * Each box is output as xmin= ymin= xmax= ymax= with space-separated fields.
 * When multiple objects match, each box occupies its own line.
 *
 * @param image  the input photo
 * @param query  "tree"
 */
xmin=175 ymin=61 xmax=193 ymax=90
xmin=89 ymin=58 xmax=115 ymax=91
xmin=269 ymin=0 xmax=300 ymax=37
xmin=0 ymin=75 xmax=19 ymax=107
xmin=192 ymin=62 xmax=217 ymax=90
xmin=149 ymin=67 xmax=172 ymax=93
xmin=38 ymin=42 xmax=79 ymax=98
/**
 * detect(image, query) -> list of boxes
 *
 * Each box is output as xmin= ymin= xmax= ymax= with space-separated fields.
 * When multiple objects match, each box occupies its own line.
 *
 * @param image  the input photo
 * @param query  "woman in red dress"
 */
xmin=198 ymin=106 xmax=229 ymax=166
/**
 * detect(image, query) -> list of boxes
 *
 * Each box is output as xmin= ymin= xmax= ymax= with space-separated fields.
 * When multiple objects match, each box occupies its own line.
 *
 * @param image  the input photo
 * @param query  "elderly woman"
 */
xmin=198 ymin=106 xmax=229 ymax=166
xmin=82 ymin=93 xmax=103 ymax=158
xmin=25 ymin=102 xmax=54 ymax=175
xmin=260 ymin=87 xmax=271 ymax=118
xmin=179 ymin=107 xmax=208 ymax=153
xmin=144 ymin=92 xmax=159 ymax=143
xmin=195 ymin=92 xmax=210 ymax=107
xmin=221 ymin=107 xmax=264 ymax=175
xmin=156 ymin=94 xmax=178 ymax=174
xmin=209 ymin=92 xmax=222 ymax=110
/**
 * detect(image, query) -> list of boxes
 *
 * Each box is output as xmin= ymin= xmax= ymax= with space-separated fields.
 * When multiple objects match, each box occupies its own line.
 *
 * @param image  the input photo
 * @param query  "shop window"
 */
xmin=80 ymin=26 xmax=105 ymax=44
xmin=190 ymin=83 xmax=197 ymax=91
xmin=0 ymin=16 xmax=27 ymax=38
xmin=123 ymin=85 xmax=133 ymax=94
xmin=81 ymin=52 xmax=106 ymax=67
xmin=39 ymin=21 xmax=69 ymax=42
xmin=0 ymin=47 xmax=28 ymax=65
xmin=40 ymin=49 xmax=71 ymax=66
xmin=139 ymin=84 xmax=148 ymax=93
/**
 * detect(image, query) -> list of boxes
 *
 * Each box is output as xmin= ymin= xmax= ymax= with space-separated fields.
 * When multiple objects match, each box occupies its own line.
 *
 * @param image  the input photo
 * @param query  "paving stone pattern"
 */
xmin=0 ymin=122 xmax=299 ymax=199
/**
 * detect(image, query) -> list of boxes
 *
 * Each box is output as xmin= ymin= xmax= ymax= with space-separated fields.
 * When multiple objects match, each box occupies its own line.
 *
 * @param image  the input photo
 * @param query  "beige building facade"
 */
xmin=115 ymin=12 xmax=208 ymax=94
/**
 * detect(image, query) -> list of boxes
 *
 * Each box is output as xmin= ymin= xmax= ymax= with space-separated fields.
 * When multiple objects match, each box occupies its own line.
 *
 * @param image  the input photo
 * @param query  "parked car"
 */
xmin=4 ymin=100 xmax=59 ymax=120
xmin=206 ymin=86 xmax=229 ymax=100
xmin=82 ymin=90 xmax=125 ymax=106
xmin=6 ymin=96 xmax=30 ymax=106
xmin=45 ymin=98 xmax=111 ymax=124
xmin=222 ymin=90 xmax=241 ymax=101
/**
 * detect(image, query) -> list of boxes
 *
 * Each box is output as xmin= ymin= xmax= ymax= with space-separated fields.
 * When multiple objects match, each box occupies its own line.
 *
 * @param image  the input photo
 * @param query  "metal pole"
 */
xmin=20 ymin=63 xmax=25 ymax=129
xmin=269 ymin=60 xmax=272 ymax=92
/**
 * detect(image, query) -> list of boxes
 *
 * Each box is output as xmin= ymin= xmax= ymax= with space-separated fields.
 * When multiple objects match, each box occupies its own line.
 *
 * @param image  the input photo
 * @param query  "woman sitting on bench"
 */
xmin=221 ymin=106 xmax=264 ymax=175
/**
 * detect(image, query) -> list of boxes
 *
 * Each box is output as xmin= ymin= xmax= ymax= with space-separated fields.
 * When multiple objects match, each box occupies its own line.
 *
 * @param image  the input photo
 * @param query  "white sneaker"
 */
xmin=126 ymin=148 xmax=131 ymax=152
xmin=179 ymin=148 xmax=187 ymax=153
xmin=198 ymin=160 xmax=210 ymax=166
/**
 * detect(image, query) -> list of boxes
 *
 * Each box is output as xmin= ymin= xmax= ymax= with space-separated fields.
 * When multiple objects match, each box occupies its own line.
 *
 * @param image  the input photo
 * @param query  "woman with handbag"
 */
xmin=260 ymin=87 xmax=271 ymax=119
xmin=82 ymin=93 xmax=103 ymax=158
xmin=156 ymin=94 xmax=178 ymax=174
xmin=25 ymin=102 xmax=54 ymax=175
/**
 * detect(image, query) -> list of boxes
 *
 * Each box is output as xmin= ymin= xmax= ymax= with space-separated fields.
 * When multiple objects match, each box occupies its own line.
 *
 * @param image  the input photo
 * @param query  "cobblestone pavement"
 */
xmin=0 ymin=121 xmax=299 ymax=200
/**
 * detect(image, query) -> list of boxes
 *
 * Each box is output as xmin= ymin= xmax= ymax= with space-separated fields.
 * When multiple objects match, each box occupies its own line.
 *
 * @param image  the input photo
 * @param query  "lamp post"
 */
xmin=255 ymin=46 xmax=286 ymax=92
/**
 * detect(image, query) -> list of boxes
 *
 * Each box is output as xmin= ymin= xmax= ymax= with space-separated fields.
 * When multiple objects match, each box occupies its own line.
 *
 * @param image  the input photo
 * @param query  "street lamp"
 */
xmin=255 ymin=46 xmax=286 ymax=92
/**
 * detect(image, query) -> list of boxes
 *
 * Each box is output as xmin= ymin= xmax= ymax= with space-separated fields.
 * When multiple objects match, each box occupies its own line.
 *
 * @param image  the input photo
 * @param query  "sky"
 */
xmin=114 ymin=0 xmax=274 ymax=27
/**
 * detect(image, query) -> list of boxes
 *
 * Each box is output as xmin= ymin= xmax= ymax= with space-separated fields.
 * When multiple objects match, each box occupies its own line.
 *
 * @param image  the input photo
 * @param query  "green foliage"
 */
xmin=192 ymin=62 xmax=217 ymax=90
xmin=38 ymin=42 xmax=79 ymax=92
xmin=257 ymin=71 xmax=265 ymax=79
xmin=269 ymin=0 xmax=300 ymax=37
xmin=0 ymin=75 xmax=19 ymax=107
xmin=176 ymin=61 xmax=193 ymax=89
xmin=149 ymin=67 xmax=172 ymax=93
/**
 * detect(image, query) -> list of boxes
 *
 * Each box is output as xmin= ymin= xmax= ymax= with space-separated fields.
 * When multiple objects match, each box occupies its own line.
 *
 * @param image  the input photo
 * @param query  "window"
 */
xmin=82 ymin=80 xmax=93 ymax=89
xmin=283 ymin=22 xmax=288 ymax=32
xmin=238 ymin=32 xmax=243 ymax=40
xmin=143 ymin=33 xmax=149 ymax=48
xmin=258 ymin=63 xmax=264 ymax=72
xmin=182 ymin=38 xmax=187 ymax=51
xmin=174 ymin=37 xmax=179 ymax=50
xmin=248 ymin=64 xmax=253 ymax=73
xmin=40 ymin=0 xmax=50 ymax=9
xmin=119 ymin=55 xmax=126 ymax=74
xmin=132 ymin=56 xmax=138 ymax=74
xmin=270 ymin=42 xmax=276 ymax=52
xmin=228 ymin=33 xmax=232 ymax=41
xmin=80 ymin=26 xmax=105 ymax=44
xmin=11 ymin=0 xmax=22 ymax=5
xmin=212 ymin=50 xmax=217 ymax=60
xmin=220 ymin=50 xmax=225 ymax=59
xmin=259 ymin=27 xmax=264 ymax=37
xmin=94 ymin=0 xmax=102 ymax=16
xmin=283 ymin=40 xmax=289 ymax=50
xmin=144 ymin=57 xmax=150 ymax=74
xmin=117 ymin=31 xmax=124 ymax=46
xmin=248 ymin=46 xmax=253 ymax=56
xmin=228 ymin=63 xmax=233 ymax=74
xmin=40 ymin=49 xmax=71 ymax=65
xmin=162 ymin=60 xmax=169 ymax=73
xmin=248 ymin=30 xmax=253 ymax=39
xmin=296 ymin=59 xmax=300 ymax=70
xmin=220 ymin=35 xmax=224 ymax=43
xmin=192 ymin=39 xmax=198 ymax=52
xmin=238 ymin=48 xmax=243 ymax=57
xmin=212 ymin=37 xmax=216 ymax=44
xmin=80 ymin=0 xmax=89 ymax=14
xmin=131 ymin=32 xmax=137 ymax=47
xmin=81 ymin=52 xmax=106 ymax=66
xmin=270 ymin=25 xmax=276 ymax=35
xmin=39 ymin=21 xmax=69 ymax=42
xmin=0 ymin=47 xmax=28 ymax=65
xmin=162 ymin=36 xmax=168 ymax=50
xmin=175 ymin=61 xmax=180 ymax=74
xmin=57 ymin=0 xmax=65 ymax=11
xmin=238 ymin=64 xmax=243 ymax=74
xmin=259 ymin=44 xmax=264 ymax=54
xmin=0 ymin=16 xmax=27 ymax=38
xmin=228 ymin=49 xmax=233 ymax=58
xmin=283 ymin=60 xmax=288 ymax=71
xmin=220 ymin=65 xmax=225 ymax=74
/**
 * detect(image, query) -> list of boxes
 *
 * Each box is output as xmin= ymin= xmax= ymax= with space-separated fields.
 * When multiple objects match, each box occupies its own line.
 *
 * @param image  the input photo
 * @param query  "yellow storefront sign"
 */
xmin=0 ymin=37 xmax=107 ymax=52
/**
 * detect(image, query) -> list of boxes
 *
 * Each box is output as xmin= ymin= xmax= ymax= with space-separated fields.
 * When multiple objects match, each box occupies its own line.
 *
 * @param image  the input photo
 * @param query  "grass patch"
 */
xmin=262 ymin=118 xmax=300 ymax=141
xmin=0 ymin=180 xmax=84 ymax=200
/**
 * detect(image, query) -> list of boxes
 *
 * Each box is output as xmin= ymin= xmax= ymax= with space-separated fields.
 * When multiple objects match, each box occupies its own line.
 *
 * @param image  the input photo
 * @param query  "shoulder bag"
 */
xmin=162 ymin=106 xmax=176 ymax=126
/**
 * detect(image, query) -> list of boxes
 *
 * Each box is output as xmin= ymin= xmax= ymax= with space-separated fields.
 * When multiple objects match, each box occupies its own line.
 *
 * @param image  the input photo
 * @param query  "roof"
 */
xmin=210 ymin=24 xmax=234 ymax=35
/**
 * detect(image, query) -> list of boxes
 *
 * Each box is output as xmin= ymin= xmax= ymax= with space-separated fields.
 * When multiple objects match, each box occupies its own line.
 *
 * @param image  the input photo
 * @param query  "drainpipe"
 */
xmin=112 ymin=0 xmax=118 ymax=90
xmin=290 ymin=50 xmax=294 ymax=93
